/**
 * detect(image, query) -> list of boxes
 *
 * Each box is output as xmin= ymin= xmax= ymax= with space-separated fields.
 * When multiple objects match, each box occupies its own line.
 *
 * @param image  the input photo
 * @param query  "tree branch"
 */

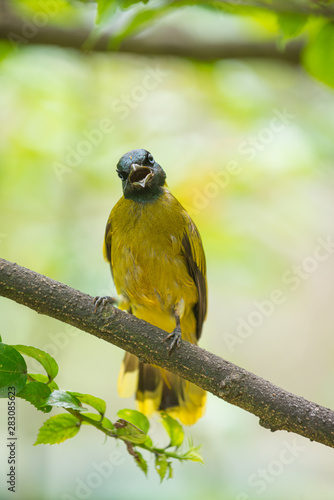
xmin=1 ymin=257 xmax=334 ymax=448
xmin=0 ymin=12 xmax=304 ymax=63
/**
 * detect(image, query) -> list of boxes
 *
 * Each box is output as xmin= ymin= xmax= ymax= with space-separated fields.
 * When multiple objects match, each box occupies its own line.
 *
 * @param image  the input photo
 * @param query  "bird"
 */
xmin=96 ymin=148 xmax=207 ymax=425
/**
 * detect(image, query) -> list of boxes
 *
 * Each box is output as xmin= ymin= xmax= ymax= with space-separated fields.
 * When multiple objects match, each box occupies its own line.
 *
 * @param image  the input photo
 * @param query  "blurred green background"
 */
xmin=1 ymin=1 xmax=334 ymax=499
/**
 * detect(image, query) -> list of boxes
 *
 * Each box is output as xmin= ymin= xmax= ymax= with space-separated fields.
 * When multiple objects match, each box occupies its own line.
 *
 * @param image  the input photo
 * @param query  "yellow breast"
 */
xmin=109 ymin=189 xmax=198 ymax=334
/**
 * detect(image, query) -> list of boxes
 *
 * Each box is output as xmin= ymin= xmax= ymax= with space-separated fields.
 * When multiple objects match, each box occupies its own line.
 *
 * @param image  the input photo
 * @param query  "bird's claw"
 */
xmin=93 ymin=296 xmax=117 ymax=312
xmin=164 ymin=325 xmax=182 ymax=355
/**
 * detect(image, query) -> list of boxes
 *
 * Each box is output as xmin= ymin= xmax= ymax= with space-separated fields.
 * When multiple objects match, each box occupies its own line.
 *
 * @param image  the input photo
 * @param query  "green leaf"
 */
xmin=69 ymin=392 xmax=106 ymax=416
xmin=181 ymin=444 xmax=204 ymax=464
xmin=115 ymin=419 xmax=147 ymax=444
xmin=111 ymin=5 xmax=167 ymax=47
xmin=96 ymin=0 xmax=150 ymax=24
xmin=96 ymin=0 xmax=118 ymax=24
xmin=28 ymin=373 xmax=59 ymax=391
xmin=0 ymin=343 xmax=27 ymax=397
xmin=155 ymin=454 xmax=168 ymax=482
xmin=43 ymin=390 xmax=86 ymax=412
xmin=303 ymin=22 xmax=334 ymax=89
xmin=277 ymin=13 xmax=308 ymax=41
xmin=81 ymin=412 xmax=115 ymax=431
xmin=12 ymin=345 xmax=58 ymax=382
xmin=160 ymin=413 xmax=184 ymax=448
xmin=117 ymin=409 xmax=150 ymax=433
xmin=17 ymin=381 xmax=52 ymax=413
xmin=142 ymin=435 xmax=153 ymax=447
xmin=167 ymin=461 xmax=173 ymax=479
xmin=133 ymin=450 xmax=148 ymax=475
xmin=0 ymin=41 xmax=15 ymax=62
xmin=120 ymin=0 xmax=150 ymax=8
xmin=34 ymin=414 xmax=80 ymax=445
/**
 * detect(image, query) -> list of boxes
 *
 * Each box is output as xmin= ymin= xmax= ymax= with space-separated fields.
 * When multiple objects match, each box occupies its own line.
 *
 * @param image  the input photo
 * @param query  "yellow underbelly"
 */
xmin=110 ymin=195 xmax=198 ymax=343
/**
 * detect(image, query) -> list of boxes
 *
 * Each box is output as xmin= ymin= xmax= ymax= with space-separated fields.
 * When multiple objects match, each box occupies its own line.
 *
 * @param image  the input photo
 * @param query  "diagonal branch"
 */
xmin=0 ymin=257 xmax=334 ymax=448
xmin=0 ymin=12 xmax=304 ymax=63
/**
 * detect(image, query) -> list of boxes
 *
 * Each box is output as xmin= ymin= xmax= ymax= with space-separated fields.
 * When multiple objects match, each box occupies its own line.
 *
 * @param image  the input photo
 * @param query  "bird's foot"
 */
xmin=164 ymin=324 xmax=182 ymax=355
xmin=93 ymin=295 xmax=117 ymax=312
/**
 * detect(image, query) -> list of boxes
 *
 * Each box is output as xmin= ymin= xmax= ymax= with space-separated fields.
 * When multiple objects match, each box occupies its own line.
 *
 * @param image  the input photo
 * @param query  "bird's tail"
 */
xmin=118 ymin=352 xmax=206 ymax=426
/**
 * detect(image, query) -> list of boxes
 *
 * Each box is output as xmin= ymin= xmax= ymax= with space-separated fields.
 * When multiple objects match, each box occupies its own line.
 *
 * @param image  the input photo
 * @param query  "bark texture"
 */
xmin=1 ymin=258 xmax=334 ymax=448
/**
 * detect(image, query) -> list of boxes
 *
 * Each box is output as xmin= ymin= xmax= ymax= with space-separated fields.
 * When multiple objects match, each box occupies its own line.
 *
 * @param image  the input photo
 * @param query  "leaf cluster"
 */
xmin=9 ymin=0 xmax=334 ymax=88
xmin=0 ymin=336 xmax=203 ymax=481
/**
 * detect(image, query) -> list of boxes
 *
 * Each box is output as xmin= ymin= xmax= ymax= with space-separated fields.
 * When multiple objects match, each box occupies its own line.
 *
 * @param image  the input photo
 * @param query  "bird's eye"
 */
xmin=116 ymin=169 xmax=128 ymax=181
xmin=147 ymin=153 xmax=154 ymax=164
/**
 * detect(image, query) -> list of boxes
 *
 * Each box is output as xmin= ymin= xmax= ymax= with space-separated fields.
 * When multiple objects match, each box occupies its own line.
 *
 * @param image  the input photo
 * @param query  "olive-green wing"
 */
xmin=103 ymin=216 xmax=112 ymax=265
xmin=181 ymin=217 xmax=207 ymax=340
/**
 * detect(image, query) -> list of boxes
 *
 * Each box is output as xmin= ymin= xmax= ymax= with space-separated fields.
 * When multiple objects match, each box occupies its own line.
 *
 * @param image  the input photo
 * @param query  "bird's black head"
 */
xmin=116 ymin=149 xmax=166 ymax=201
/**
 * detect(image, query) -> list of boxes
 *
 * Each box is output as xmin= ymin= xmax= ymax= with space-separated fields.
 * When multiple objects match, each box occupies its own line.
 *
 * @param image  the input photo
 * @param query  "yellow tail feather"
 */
xmin=118 ymin=353 xmax=206 ymax=425
xmin=117 ymin=353 xmax=139 ymax=398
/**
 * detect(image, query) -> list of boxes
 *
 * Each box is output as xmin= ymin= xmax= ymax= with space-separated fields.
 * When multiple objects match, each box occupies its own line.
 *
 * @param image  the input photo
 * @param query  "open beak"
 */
xmin=129 ymin=164 xmax=153 ymax=188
